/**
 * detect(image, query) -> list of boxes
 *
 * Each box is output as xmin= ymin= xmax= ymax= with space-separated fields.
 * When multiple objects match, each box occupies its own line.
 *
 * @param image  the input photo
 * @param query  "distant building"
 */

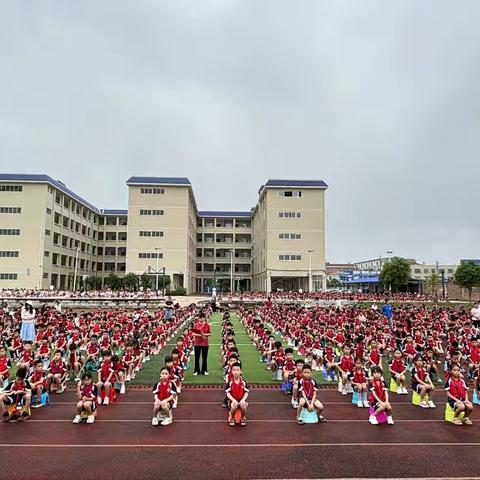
xmin=354 ymin=257 xmax=416 ymax=273
xmin=410 ymin=263 xmax=458 ymax=281
xmin=326 ymin=262 xmax=355 ymax=280
xmin=460 ymin=259 xmax=480 ymax=266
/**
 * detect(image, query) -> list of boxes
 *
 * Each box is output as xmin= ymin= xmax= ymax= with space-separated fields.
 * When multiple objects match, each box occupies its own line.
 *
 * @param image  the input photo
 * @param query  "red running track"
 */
xmin=1 ymin=388 xmax=479 ymax=480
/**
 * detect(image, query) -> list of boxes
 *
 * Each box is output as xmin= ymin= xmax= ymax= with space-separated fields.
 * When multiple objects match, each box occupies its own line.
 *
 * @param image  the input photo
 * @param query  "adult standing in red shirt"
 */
xmin=193 ymin=313 xmax=211 ymax=376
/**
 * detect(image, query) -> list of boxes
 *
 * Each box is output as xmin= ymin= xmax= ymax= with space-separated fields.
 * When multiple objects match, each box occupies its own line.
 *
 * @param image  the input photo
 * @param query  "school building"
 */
xmin=0 ymin=174 xmax=327 ymax=293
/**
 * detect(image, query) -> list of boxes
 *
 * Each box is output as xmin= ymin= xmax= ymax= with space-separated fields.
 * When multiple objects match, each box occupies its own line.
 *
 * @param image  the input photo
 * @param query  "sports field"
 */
xmin=2 ymin=311 xmax=479 ymax=480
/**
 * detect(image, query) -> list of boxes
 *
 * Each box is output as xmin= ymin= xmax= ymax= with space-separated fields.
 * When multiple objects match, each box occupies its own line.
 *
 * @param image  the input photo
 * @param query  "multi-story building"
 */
xmin=0 ymin=174 xmax=328 ymax=293
xmin=410 ymin=263 xmax=458 ymax=281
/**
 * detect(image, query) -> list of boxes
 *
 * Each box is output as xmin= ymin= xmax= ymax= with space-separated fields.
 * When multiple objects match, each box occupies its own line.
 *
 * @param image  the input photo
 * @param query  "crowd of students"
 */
xmin=239 ymin=302 xmax=479 ymax=426
xmin=0 ymin=303 xmax=196 ymax=423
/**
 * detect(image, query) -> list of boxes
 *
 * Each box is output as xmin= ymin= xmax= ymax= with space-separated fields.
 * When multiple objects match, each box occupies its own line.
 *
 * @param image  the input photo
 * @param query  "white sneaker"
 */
xmin=387 ymin=416 xmax=394 ymax=425
xmin=135 ymin=366 xmax=140 ymax=372
xmin=161 ymin=417 xmax=172 ymax=426
xmin=86 ymin=415 xmax=95 ymax=424
xmin=292 ymin=400 xmax=298 ymax=409
xmin=151 ymin=417 xmax=159 ymax=426
xmin=402 ymin=388 xmax=409 ymax=395
xmin=363 ymin=401 xmax=369 ymax=408
xmin=428 ymin=400 xmax=436 ymax=408
xmin=342 ymin=389 xmax=347 ymax=396
xmin=120 ymin=384 xmax=126 ymax=394
xmin=204 ymin=372 xmax=209 ymax=376
xmin=72 ymin=415 xmax=81 ymax=424
xmin=420 ymin=401 xmax=429 ymax=408
xmin=326 ymin=377 xmax=331 ymax=382
xmin=103 ymin=397 xmax=109 ymax=406
xmin=369 ymin=415 xmax=378 ymax=425
xmin=97 ymin=396 xmax=102 ymax=405
xmin=357 ymin=401 xmax=363 ymax=408
xmin=193 ymin=372 xmax=198 ymax=376
xmin=172 ymin=399 xmax=178 ymax=409
xmin=126 ymin=375 xmax=131 ymax=382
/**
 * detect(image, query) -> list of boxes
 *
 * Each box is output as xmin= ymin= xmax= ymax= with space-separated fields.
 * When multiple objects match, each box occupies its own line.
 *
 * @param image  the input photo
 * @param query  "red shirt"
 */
xmin=445 ymin=377 xmax=467 ymax=400
xmin=369 ymin=378 xmax=387 ymax=403
xmin=193 ymin=321 xmax=211 ymax=347
xmin=352 ymin=368 xmax=367 ymax=384
xmin=298 ymin=378 xmax=318 ymax=400
xmin=153 ymin=380 xmax=177 ymax=401
xmin=340 ymin=355 xmax=354 ymax=373
xmin=225 ymin=378 xmax=249 ymax=401
xmin=390 ymin=358 xmax=405 ymax=374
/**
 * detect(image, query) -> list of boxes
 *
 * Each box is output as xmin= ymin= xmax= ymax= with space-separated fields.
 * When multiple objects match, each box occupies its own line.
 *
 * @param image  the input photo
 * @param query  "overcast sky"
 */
xmin=1 ymin=1 xmax=479 ymax=264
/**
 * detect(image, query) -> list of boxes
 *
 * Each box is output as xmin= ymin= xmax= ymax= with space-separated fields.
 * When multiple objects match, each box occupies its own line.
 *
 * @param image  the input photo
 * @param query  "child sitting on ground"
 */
xmin=368 ymin=366 xmax=394 ymax=425
xmin=351 ymin=358 xmax=369 ymax=408
xmin=282 ymin=348 xmax=296 ymax=385
xmin=337 ymin=345 xmax=355 ymax=395
xmin=73 ymin=371 xmax=98 ymax=424
xmin=47 ymin=350 xmax=67 ymax=394
xmin=291 ymin=358 xmax=305 ymax=408
xmin=389 ymin=349 xmax=408 ymax=394
xmin=152 ymin=366 xmax=177 ymax=426
xmin=225 ymin=362 xmax=249 ymax=426
xmin=29 ymin=360 xmax=47 ymax=408
xmin=296 ymin=364 xmax=326 ymax=424
xmin=0 ymin=346 xmax=12 ymax=389
xmin=97 ymin=351 xmax=114 ymax=405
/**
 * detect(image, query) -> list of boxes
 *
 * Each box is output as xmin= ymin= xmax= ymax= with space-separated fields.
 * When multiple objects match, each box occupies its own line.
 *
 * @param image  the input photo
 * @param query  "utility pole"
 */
xmin=308 ymin=250 xmax=314 ymax=292
xmin=73 ymin=246 xmax=80 ymax=291
xmin=162 ymin=267 xmax=166 ymax=296
xmin=441 ymin=270 xmax=446 ymax=299
xmin=154 ymin=248 xmax=161 ymax=293
xmin=230 ymin=249 xmax=234 ymax=293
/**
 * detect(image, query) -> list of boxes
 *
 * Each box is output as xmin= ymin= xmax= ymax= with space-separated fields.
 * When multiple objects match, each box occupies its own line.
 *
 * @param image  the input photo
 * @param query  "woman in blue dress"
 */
xmin=20 ymin=301 xmax=36 ymax=343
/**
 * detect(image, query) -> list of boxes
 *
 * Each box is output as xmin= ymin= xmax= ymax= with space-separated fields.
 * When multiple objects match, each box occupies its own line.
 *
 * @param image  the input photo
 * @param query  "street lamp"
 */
xmin=154 ymin=248 xmax=162 ymax=293
xmin=73 ymin=246 xmax=80 ymax=291
xmin=229 ymin=249 xmax=234 ymax=293
xmin=308 ymin=250 xmax=314 ymax=292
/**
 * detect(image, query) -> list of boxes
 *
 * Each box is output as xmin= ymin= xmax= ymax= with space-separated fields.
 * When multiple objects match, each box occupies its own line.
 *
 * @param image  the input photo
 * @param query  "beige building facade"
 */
xmin=0 ymin=174 xmax=328 ymax=293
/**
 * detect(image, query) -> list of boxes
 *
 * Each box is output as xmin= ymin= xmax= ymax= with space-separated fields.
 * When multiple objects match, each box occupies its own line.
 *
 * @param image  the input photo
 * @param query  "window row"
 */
xmin=0 ymin=251 xmax=19 ymax=257
xmin=279 ymin=190 xmax=302 ymax=197
xmin=0 ymin=273 xmax=17 ymax=280
xmin=54 ymin=213 xmax=94 ymax=237
xmin=0 ymin=207 xmax=21 ymax=214
xmin=140 ymin=209 xmax=164 ymax=216
xmin=279 ymin=254 xmax=302 ymax=261
xmin=139 ymin=231 xmax=164 ymax=237
xmin=138 ymin=252 xmax=163 ymax=259
xmin=98 ymin=232 xmax=127 ymax=241
xmin=0 ymin=185 xmax=22 ymax=192
xmin=53 ymin=233 xmax=92 ymax=253
xmin=279 ymin=233 xmax=302 ymax=240
xmin=52 ymin=253 xmax=92 ymax=269
xmin=279 ymin=212 xmax=301 ymax=218
xmin=54 ymin=191 xmax=95 ymax=222
xmin=0 ymin=229 xmax=20 ymax=235
xmin=140 ymin=188 xmax=165 ymax=195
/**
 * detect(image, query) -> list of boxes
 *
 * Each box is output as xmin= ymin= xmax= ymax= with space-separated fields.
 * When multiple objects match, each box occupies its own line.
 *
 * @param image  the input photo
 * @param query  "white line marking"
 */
xmin=1 ymin=442 xmax=480 ymax=448
xmin=20 ymin=419 xmax=451 ymax=424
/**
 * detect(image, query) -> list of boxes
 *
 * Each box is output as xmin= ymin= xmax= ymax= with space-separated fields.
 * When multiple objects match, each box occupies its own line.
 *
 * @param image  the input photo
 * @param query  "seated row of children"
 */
xmin=221 ymin=310 xmax=249 ymax=426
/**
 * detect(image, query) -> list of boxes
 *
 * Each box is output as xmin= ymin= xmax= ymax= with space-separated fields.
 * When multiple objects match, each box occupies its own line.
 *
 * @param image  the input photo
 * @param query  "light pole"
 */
xmin=308 ymin=250 xmax=314 ymax=292
xmin=73 ymin=246 xmax=80 ymax=291
xmin=154 ymin=248 xmax=162 ymax=293
xmin=229 ymin=249 xmax=234 ymax=293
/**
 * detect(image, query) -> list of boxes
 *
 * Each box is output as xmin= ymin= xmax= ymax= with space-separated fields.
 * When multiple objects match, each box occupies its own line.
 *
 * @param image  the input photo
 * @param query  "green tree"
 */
xmin=140 ymin=272 xmax=151 ymax=290
xmin=454 ymin=262 xmax=480 ymax=300
xmin=425 ymin=273 xmax=440 ymax=294
xmin=104 ymin=273 xmax=123 ymax=291
xmin=327 ymin=278 xmax=342 ymax=288
xmin=84 ymin=275 xmax=102 ymax=290
xmin=124 ymin=272 xmax=139 ymax=291
xmin=379 ymin=257 xmax=411 ymax=291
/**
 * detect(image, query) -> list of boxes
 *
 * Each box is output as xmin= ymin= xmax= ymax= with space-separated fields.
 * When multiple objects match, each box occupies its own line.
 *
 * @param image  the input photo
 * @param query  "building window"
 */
xmin=0 ymin=229 xmax=20 ymax=235
xmin=0 ymin=207 xmax=21 ymax=213
xmin=46 ymin=207 xmax=52 ymax=215
xmin=279 ymin=190 xmax=302 ymax=197
xmin=0 ymin=251 xmax=19 ymax=258
xmin=140 ymin=209 xmax=164 ymax=216
xmin=45 ymin=229 xmax=51 ymax=236
xmin=0 ymin=273 xmax=17 ymax=280
xmin=279 ymin=254 xmax=302 ymax=261
xmin=279 ymin=233 xmax=302 ymax=240
xmin=140 ymin=188 xmax=165 ymax=194
xmin=44 ymin=251 xmax=50 ymax=257
xmin=138 ymin=252 xmax=163 ymax=259
xmin=0 ymin=185 xmax=22 ymax=192
xmin=139 ymin=231 xmax=164 ymax=237
xmin=279 ymin=212 xmax=300 ymax=218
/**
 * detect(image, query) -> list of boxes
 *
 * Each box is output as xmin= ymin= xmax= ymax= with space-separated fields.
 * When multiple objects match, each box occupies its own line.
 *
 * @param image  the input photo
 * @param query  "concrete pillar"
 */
xmin=266 ymin=271 xmax=271 ymax=292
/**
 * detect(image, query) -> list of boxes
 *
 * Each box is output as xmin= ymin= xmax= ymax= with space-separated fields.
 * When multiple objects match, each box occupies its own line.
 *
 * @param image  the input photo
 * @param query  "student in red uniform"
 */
xmin=389 ymin=349 xmax=408 ymax=394
xmin=0 ymin=367 xmax=32 ymax=422
xmin=368 ymin=366 xmax=394 ymax=425
xmin=29 ymin=360 xmax=47 ymax=408
xmin=97 ymin=351 xmax=114 ymax=405
xmin=47 ymin=351 xmax=67 ymax=394
xmin=66 ymin=343 xmax=81 ymax=382
xmin=337 ymin=345 xmax=355 ymax=395
xmin=411 ymin=354 xmax=435 ymax=408
xmin=73 ymin=371 xmax=98 ymax=424
xmin=445 ymin=364 xmax=473 ymax=426
xmin=296 ymin=364 xmax=326 ymax=424
xmin=152 ymin=366 xmax=178 ymax=426
xmin=291 ymin=359 xmax=305 ymax=408
xmin=225 ymin=362 xmax=249 ymax=426
xmin=0 ymin=346 xmax=12 ymax=387
xmin=351 ymin=358 xmax=369 ymax=408
xmin=282 ymin=348 xmax=296 ymax=384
